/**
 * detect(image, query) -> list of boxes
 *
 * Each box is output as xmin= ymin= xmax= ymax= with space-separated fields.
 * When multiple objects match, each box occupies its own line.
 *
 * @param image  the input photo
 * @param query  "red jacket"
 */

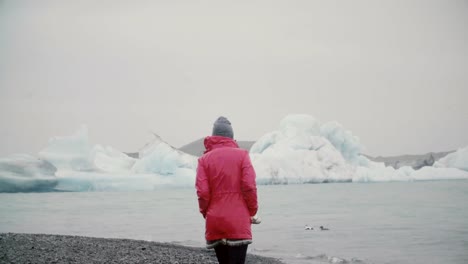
xmin=196 ymin=136 xmax=258 ymax=241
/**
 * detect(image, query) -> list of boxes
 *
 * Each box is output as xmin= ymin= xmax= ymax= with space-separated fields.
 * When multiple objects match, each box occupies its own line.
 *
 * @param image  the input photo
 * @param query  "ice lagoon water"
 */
xmin=1 ymin=180 xmax=468 ymax=264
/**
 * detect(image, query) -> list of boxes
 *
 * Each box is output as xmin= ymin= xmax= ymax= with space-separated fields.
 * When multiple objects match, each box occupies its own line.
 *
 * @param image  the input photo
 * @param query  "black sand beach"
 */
xmin=0 ymin=233 xmax=284 ymax=264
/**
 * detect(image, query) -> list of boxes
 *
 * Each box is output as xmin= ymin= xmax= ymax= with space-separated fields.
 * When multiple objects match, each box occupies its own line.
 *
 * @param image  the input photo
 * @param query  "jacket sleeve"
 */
xmin=241 ymin=152 xmax=258 ymax=216
xmin=195 ymin=158 xmax=210 ymax=218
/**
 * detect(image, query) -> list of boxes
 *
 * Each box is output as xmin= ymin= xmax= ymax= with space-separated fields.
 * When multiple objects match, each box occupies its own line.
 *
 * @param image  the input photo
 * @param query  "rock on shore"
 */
xmin=0 ymin=233 xmax=284 ymax=264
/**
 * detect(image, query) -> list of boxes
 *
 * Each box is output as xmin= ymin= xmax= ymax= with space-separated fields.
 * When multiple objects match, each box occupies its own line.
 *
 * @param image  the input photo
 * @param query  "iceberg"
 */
xmin=92 ymin=145 xmax=137 ymax=173
xmin=2 ymin=115 xmax=468 ymax=192
xmin=132 ymin=133 xmax=197 ymax=176
xmin=251 ymin=115 xmax=359 ymax=184
xmin=38 ymin=126 xmax=94 ymax=171
xmin=353 ymin=162 xmax=415 ymax=182
xmin=38 ymin=126 xmax=138 ymax=173
xmin=411 ymin=166 xmax=468 ymax=181
xmin=320 ymin=121 xmax=363 ymax=164
xmin=0 ymin=154 xmax=57 ymax=192
xmin=33 ymin=128 xmax=197 ymax=192
xmin=51 ymin=133 xmax=196 ymax=192
xmin=433 ymin=146 xmax=468 ymax=171
xmin=251 ymin=114 xmax=468 ymax=184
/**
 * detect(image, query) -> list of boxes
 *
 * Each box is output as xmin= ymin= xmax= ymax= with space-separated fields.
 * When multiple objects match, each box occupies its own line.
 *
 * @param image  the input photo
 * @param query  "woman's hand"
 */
xmin=251 ymin=215 xmax=261 ymax=224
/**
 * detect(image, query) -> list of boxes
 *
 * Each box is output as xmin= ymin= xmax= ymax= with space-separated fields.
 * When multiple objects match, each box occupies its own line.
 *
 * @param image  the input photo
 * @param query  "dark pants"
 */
xmin=214 ymin=244 xmax=248 ymax=264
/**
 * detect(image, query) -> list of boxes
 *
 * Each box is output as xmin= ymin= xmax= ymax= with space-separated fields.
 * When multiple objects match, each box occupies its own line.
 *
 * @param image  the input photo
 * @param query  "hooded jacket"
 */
xmin=196 ymin=136 xmax=258 ymax=241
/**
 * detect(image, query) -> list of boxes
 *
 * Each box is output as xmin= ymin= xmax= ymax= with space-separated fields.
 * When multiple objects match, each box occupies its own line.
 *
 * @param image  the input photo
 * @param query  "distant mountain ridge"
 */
xmin=127 ymin=136 xmax=454 ymax=171
xmin=178 ymin=138 xmax=454 ymax=170
xmin=364 ymin=151 xmax=454 ymax=170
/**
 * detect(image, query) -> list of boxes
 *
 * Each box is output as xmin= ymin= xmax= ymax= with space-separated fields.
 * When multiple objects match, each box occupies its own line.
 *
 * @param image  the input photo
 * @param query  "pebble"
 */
xmin=0 ymin=233 xmax=284 ymax=264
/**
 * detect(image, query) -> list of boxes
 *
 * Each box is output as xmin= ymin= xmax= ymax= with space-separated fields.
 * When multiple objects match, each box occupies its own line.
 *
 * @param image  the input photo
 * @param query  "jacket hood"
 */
xmin=204 ymin=136 xmax=239 ymax=153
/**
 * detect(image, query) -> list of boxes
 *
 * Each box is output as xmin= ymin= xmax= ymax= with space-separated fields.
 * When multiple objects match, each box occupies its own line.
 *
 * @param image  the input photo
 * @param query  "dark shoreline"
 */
xmin=0 ymin=233 xmax=284 ymax=264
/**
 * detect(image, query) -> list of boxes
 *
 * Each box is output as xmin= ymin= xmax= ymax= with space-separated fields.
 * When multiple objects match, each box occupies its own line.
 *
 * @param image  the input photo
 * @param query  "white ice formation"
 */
xmin=433 ymin=146 xmax=468 ymax=171
xmin=1 ymin=114 xmax=467 ymax=192
xmin=132 ymin=133 xmax=197 ymax=176
xmin=250 ymin=115 xmax=468 ymax=184
xmin=32 ymin=127 xmax=197 ymax=191
xmin=38 ymin=126 xmax=95 ymax=172
xmin=0 ymin=154 xmax=57 ymax=192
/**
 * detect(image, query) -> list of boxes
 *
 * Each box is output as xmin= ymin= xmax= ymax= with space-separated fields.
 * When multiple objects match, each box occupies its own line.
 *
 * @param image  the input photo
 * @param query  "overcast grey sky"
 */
xmin=1 ymin=0 xmax=467 ymax=157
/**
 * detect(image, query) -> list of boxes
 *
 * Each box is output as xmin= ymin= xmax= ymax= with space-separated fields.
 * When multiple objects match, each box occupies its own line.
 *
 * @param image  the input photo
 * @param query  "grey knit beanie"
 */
xmin=212 ymin=116 xmax=234 ymax=139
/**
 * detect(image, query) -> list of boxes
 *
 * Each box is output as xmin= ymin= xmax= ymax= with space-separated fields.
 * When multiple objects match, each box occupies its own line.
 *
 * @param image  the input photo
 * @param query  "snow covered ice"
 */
xmin=1 ymin=114 xmax=468 ymax=192
xmin=37 ymin=126 xmax=137 ymax=174
xmin=38 ymin=126 xmax=95 ymax=172
xmin=132 ymin=133 xmax=197 ymax=176
xmin=251 ymin=115 xmax=468 ymax=184
xmin=34 ymin=127 xmax=197 ymax=191
xmin=433 ymin=146 xmax=468 ymax=171
xmin=92 ymin=145 xmax=137 ymax=173
xmin=250 ymin=115 xmax=357 ymax=184
xmin=0 ymin=154 xmax=57 ymax=192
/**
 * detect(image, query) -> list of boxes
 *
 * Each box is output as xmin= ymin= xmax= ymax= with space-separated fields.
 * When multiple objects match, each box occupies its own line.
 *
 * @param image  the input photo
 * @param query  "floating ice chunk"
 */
xmin=251 ymin=114 xmax=468 ymax=184
xmin=91 ymin=145 xmax=136 ymax=173
xmin=354 ymin=161 xmax=468 ymax=182
xmin=0 ymin=154 xmax=57 ymax=192
xmin=434 ymin=146 xmax=468 ymax=171
xmin=132 ymin=134 xmax=197 ymax=176
xmin=4 ymin=115 xmax=467 ymax=193
xmin=38 ymin=127 xmax=137 ymax=174
xmin=251 ymin=115 xmax=355 ymax=184
xmin=411 ymin=166 xmax=468 ymax=180
xmin=38 ymin=126 xmax=93 ymax=171
xmin=320 ymin=121 xmax=362 ymax=164
xmin=250 ymin=131 xmax=280 ymax=154
xmin=353 ymin=161 xmax=415 ymax=182
xmin=279 ymin=114 xmax=321 ymax=138
xmin=33 ymin=128 xmax=197 ymax=191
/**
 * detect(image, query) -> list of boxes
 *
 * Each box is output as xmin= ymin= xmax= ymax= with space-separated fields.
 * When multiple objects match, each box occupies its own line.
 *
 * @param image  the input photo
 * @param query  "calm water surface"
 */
xmin=1 ymin=181 xmax=467 ymax=264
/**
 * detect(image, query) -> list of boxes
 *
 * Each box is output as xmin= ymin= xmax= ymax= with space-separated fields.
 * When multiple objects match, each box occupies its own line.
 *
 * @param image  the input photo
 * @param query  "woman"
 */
xmin=196 ymin=116 xmax=258 ymax=264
